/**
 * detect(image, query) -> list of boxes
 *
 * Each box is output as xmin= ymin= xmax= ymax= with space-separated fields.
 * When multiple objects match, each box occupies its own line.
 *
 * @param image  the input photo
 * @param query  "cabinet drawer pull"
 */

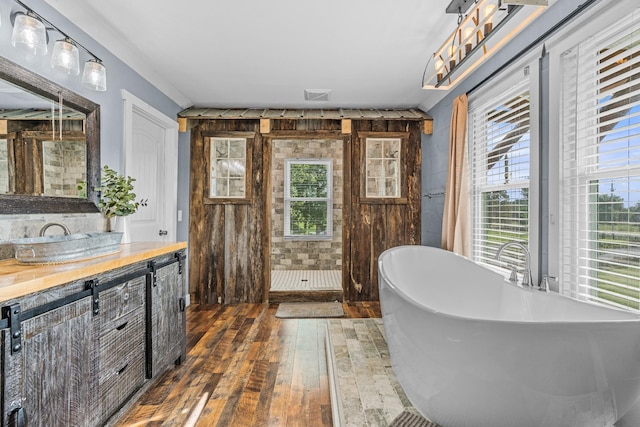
xmin=118 ymin=363 xmax=129 ymax=375
xmin=116 ymin=321 xmax=129 ymax=331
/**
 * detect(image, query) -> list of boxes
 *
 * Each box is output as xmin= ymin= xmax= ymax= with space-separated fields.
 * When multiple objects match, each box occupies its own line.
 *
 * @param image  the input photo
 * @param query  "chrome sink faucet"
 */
xmin=495 ymin=241 xmax=533 ymax=288
xmin=39 ymin=222 xmax=71 ymax=237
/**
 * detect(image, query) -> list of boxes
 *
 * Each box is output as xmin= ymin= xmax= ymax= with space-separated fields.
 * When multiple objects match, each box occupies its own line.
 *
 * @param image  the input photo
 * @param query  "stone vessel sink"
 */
xmin=12 ymin=232 xmax=123 ymax=264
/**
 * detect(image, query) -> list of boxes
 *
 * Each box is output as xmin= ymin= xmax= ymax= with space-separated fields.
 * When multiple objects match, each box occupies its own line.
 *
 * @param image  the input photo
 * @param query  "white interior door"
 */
xmin=123 ymin=90 xmax=178 ymax=242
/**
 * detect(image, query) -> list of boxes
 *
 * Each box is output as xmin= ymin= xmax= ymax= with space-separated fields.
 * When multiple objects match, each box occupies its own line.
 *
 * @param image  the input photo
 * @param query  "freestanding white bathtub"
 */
xmin=378 ymin=245 xmax=640 ymax=427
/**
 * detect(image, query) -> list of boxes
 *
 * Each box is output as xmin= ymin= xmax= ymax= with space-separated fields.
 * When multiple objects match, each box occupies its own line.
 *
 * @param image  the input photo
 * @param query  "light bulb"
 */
xmin=448 ymin=45 xmax=457 ymax=70
xmin=435 ymin=59 xmax=444 ymax=81
xmin=484 ymin=3 xmax=497 ymax=36
xmin=463 ymin=27 xmax=474 ymax=55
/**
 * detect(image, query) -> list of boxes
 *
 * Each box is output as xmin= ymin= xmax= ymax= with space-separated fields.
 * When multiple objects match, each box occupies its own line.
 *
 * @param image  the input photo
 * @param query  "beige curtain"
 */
xmin=441 ymin=93 xmax=470 ymax=256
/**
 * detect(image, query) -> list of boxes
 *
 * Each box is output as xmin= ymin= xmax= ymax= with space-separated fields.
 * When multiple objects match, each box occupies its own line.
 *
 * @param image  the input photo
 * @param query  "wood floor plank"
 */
xmin=115 ymin=302 xmax=380 ymax=427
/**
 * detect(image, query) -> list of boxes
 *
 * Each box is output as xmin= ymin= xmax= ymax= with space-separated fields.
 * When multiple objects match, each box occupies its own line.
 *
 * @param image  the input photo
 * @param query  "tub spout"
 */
xmin=39 ymin=222 xmax=71 ymax=237
xmin=495 ymin=242 xmax=533 ymax=288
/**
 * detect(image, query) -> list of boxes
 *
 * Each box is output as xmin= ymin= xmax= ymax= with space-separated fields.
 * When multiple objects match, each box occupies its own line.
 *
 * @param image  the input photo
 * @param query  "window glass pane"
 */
xmin=367 ymin=140 xmax=383 ymax=158
xmin=367 ymin=160 xmax=383 ymax=178
xmin=365 ymin=138 xmax=401 ymax=198
xmin=383 ymin=140 xmax=400 ymax=158
xmin=228 ymin=159 xmax=245 ymax=177
xmin=588 ymin=177 xmax=640 ymax=309
xmin=229 ymin=139 xmax=245 ymax=158
xmin=215 ymin=140 xmax=228 ymax=157
xmin=289 ymin=201 xmax=329 ymax=236
xmin=215 ymin=179 xmax=228 ymax=197
xmin=290 ymin=163 xmax=328 ymax=198
xmin=384 ymin=178 xmax=398 ymax=198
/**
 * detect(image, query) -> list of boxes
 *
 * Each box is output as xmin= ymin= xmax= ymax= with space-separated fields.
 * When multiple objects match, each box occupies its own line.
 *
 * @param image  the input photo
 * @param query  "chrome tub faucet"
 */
xmin=495 ymin=241 xmax=533 ymax=288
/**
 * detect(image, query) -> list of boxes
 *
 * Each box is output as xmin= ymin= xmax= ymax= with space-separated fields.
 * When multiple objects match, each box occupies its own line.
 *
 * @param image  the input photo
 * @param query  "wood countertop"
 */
xmin=0 ymin=241 xmax=187 ymax=304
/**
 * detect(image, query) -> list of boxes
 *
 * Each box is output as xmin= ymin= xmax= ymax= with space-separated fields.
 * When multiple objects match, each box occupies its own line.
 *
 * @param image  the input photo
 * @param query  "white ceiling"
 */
xmin=41 ymin=0 xmax=544 ymax=112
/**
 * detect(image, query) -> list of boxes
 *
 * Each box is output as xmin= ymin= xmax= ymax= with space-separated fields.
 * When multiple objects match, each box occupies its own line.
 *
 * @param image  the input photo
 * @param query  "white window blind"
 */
xmin=470 ymin=81 xmax=531 ymax=270
xmin=284 ymin=159 xmax=333 ymax=239
xmin=560 ymin=14 xmax=640 ymax=310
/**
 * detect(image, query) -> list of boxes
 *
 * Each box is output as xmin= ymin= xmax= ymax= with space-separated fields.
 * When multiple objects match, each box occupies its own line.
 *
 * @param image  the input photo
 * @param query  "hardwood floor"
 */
xmin=115 ymin=302 xmax=381 ymax=427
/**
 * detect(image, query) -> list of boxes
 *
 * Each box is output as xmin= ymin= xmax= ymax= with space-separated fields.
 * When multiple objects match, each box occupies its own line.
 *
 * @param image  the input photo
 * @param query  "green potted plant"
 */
xmin=79 ymin=165 xmax=140 ymax=237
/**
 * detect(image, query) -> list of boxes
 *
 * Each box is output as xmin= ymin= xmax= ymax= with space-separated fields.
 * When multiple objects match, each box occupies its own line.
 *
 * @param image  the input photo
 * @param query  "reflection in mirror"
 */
xmin=0 ymin=78 xmax=87 ymax=198
xmin=42 ymin=136 xmax=86 ymax=198
xmin=0 ymin=55 xmax=100 ymax=214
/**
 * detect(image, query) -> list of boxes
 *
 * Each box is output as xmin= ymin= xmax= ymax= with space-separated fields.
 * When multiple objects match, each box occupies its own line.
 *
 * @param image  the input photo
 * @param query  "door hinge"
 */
xmin=179 ymin=297 xmax=186 ymax=312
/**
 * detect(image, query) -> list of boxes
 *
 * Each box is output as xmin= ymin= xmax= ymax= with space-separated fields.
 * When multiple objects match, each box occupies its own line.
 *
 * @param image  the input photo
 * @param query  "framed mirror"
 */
xmin=0 ymin=55 xmax=100 ymax=214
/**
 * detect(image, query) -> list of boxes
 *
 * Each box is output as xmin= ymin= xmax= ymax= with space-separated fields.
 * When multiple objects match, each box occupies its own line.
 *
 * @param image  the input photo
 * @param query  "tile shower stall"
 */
xmin=271 ymin=139 xmax=343 ymax=291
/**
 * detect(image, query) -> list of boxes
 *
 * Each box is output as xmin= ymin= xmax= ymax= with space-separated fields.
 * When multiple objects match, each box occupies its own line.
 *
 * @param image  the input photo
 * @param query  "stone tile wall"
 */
xmin=271 ymin=139 xmax=343 ymax=270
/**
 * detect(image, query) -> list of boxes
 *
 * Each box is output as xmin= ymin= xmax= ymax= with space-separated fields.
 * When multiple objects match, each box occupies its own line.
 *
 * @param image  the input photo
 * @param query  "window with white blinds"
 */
xmin=284 ymin=159 xmax=333 ymax=239
xmin=560 ymin=15 xmax=640 ymax=310
xmin=470 ymin=82 xmax=531 ymax=270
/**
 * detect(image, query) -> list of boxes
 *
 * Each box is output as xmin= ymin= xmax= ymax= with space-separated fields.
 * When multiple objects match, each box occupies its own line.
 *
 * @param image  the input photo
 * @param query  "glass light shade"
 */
xmin=82 ymin=59 xmax=107 ymax=91
xmin=51 ymin=39 xmax=80 ymax=75
xmin=11 ymin=13 xmax=47 ymax=56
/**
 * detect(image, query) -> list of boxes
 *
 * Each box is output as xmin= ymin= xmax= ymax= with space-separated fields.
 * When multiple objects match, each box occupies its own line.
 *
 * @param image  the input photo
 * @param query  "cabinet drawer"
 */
xmin=99 ymin=307 xmax=145 ymax=420
xmin=100 ymin=275 xmax=145 ymax=328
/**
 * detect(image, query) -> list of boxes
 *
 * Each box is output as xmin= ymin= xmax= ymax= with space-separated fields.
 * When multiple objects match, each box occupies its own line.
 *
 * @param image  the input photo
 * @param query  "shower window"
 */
xmin=365 ymin=138 xmax=401 ymax=198
xmin=284 ymin=159 xmax=332 ymax=239
xmin=207 ymin=136 xmax=251 ymax=202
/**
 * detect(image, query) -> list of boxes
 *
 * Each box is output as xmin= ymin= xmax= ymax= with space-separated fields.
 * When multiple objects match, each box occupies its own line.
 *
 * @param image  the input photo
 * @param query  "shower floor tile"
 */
xmin=271 ymin=270 xmax=342 ymax=291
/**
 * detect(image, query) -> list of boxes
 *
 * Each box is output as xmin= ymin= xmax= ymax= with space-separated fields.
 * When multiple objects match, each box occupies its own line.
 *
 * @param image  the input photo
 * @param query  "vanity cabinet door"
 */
xmin=98 ymin=276 xmax=146 ymax=423
xmin=2 ymin=297 xmax=97 ymax=427
xmin=148 ymin=259 xmax=186 ymax=378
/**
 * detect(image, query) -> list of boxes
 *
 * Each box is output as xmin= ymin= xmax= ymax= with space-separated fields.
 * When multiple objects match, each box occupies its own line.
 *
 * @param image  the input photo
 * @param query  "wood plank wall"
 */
xmin=188 ymin=118 xmax=422 ymax=304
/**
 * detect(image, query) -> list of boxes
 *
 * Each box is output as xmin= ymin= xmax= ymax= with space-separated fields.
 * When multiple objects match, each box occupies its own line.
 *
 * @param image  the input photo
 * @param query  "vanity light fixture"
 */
xmin=10 ymin=0 xmax=107 ymax=91
xmin=422 ymin=0 xmax=547 ymax=91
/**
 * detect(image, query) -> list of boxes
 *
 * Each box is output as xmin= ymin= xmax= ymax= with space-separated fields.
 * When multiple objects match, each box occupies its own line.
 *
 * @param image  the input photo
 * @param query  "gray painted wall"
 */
xmin=0 ymin=0 xmax=189 ymax=243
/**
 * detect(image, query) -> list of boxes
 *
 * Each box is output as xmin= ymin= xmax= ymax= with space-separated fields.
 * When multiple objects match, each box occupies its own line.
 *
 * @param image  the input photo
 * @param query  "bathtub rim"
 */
xmin=378 ymin=245 xmax=640 ymax=325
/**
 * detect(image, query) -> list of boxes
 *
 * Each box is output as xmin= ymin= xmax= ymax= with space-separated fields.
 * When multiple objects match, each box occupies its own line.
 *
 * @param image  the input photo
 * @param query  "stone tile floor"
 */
xmin=271 ymin=269 xmax=342 ymax=291
xmin=327 ymin=318 xmax=427 ymax=427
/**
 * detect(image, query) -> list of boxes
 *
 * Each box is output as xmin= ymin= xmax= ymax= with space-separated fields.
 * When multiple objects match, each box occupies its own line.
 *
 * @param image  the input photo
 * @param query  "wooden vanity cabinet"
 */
xmin=0 ymin=249 xmax=186 ymax=427
xmin=2 ymin=296 xmax=99 ymax=427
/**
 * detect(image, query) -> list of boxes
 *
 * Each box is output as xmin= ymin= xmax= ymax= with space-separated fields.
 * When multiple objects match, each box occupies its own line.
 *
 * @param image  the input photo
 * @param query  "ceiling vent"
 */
xmin=304 ymin=89 xmax=332 ymax=102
